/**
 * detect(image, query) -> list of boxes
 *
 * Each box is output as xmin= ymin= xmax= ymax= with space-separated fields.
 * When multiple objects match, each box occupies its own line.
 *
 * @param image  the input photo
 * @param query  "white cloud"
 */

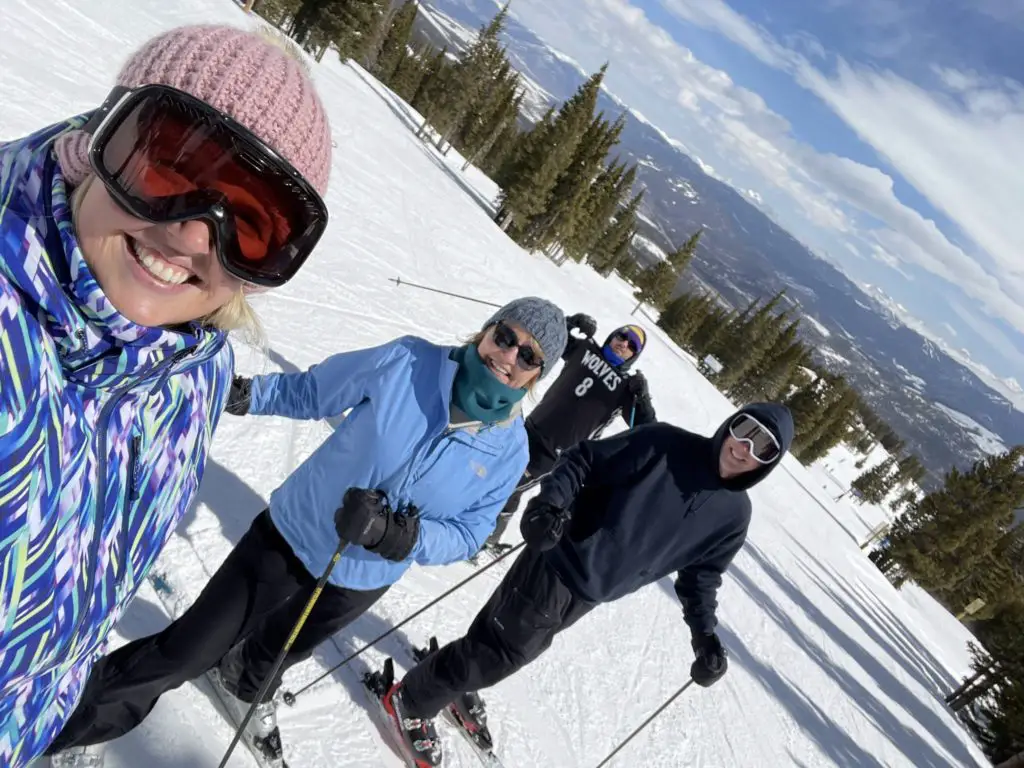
xmin=650 ymin=0 xmax=1024 ymax=336
xmin=507 ymin=0 xmax=1024 ymax=349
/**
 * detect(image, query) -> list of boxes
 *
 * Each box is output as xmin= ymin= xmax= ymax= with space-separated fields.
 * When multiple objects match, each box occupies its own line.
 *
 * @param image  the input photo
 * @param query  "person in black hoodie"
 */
xmin=483 ymin=314 xmax=657 ymax=552
xmin=385 ymin=403 xmax=794 ymax=758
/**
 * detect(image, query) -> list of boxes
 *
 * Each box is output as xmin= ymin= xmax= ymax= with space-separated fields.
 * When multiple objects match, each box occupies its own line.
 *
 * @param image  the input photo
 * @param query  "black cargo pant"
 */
xmin=484 ymin=424 xmax=559 ymax=547
xmin=401 ymin=546 xmax=594 ymax=719
xmin=47 ymin=510 xmax=387 ymax=751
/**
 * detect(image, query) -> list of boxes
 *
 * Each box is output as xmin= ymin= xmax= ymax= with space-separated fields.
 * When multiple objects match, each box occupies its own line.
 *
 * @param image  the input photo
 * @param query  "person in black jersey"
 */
xmin=484 ymin=314 xmax=656 ymax=552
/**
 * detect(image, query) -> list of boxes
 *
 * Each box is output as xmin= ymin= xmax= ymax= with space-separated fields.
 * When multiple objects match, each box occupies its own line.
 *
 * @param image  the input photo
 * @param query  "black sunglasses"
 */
xmin=612 ymin=331 xmax=640 ymax=354
xmin=492 ymin=321 xmax=545 ymax=372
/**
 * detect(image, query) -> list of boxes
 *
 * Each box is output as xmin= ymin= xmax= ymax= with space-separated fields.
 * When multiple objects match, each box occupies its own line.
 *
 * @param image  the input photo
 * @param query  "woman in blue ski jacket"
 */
xmin=47 ymin=297 xmax=568 ymax=765
xmin=0 ymin=25 xmax=334 ymax=768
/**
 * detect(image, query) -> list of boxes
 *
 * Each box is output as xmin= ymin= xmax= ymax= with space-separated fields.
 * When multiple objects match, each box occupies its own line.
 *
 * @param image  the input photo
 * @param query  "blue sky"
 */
xmin=503 ymin=0 xmax=1024 ymax=399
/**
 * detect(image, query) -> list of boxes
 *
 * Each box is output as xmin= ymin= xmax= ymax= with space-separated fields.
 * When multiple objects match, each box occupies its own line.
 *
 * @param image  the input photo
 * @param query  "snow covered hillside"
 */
xmin=2 ymin=0 xmax=989 ymax=766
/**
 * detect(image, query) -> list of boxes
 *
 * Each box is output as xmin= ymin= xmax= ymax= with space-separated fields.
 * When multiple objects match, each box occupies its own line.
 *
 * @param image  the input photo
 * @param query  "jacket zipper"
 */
xmin=59 ymin=346 xmax=194 ymax=665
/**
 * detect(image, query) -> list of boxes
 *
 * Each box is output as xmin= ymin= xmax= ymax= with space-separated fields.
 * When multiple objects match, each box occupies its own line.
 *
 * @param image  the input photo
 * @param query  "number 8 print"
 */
xmin=575 ymin=377 xmax=594 ymax=397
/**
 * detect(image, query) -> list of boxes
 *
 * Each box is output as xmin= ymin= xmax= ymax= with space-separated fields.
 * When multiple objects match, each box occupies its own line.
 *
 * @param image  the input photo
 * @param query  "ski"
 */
xmin=148 ymin=572 xmax=290 ymax=768
xmin=407 ymin=638 xmax=508 ymax=768
xmin=362 ymin=657 xmax=440 ymax=768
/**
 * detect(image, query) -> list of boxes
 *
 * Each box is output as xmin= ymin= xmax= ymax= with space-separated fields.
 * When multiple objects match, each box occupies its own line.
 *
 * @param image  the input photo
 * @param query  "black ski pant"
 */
xmin=47 ymin=510 xmax=387 ymax=751
xmin=485 ymin=425 xmax=559 ymax=547
xmin=401 ymin=546 xmax=594 ymax=719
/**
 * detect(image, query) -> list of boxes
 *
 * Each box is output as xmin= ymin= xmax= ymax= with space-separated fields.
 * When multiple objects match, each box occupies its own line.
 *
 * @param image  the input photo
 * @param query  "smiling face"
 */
xmin=719 ymin=434 xmax=761 ymax=479
xmin=74 ymin=179 xmax=244 ymax=327
xmin=476 ymin=321 xmax=544 ymax=389
xmin=610 ymin=334 xmax=635 ymax=361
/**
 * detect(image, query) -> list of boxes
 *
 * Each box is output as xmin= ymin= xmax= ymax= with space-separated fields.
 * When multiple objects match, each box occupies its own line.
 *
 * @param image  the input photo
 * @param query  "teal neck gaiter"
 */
xmin=450 ymin=344 xmax=527 ymax=423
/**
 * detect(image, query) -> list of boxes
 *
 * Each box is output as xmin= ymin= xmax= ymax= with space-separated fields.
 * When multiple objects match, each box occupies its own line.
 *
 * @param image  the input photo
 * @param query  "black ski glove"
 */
xmin=626 ymin=372 xmax=649 ymax=398
xmin=690 ymin=632 xmax=727 ymax=687
xmin=566 ymin=313 xmax=598 ymax=339
xmin=520 ymin=498 xmax=570 ymax=552
xmin=225 ymin=375 xmax=252 ymax=416
xmin=334 ymin=488 xmax=420 ymax=562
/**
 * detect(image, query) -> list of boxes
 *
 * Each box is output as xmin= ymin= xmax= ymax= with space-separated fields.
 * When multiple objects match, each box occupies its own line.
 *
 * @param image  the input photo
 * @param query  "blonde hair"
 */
xmin=69 ymin=174 xmax=265 ymax=339
xmin=464 ymin=327 xmax=541 ymax=394
xmin=255 ymin=24 xmax=312 ymax=74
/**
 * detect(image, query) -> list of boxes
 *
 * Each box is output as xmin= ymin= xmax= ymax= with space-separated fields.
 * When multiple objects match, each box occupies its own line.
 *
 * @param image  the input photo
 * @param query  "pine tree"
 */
xmin=429 ymin=5 xmax=510 ymax=151
xmin=459 ymin=67 xmax=520 ymax=165
xmin=798 ymin=383 xmax=859 ymax=464
xmin=388 ymin=47 xmax=424 ymax=100
xmin=289 ymin=0 xmax=330 ymax=47
xmin=896 ymin=454 xmax=926 ymax=485
xmin=711 ymin=291 xmax=786 ymax=385
xmin=374 ymin=0 xmax=418 ymax=82
xmin=411 ymin=46 xmax=451 ymax=116
xmin=499 ymin=66 xmax=608 ymax=242
xmin=783 ymin=374 xmax=832 ymax=448
xmin=334 ymin=0 xmax=387 ymax=62
xmin=731 ymin=319 xmax=803 ymax=402
xmin=691 ymin=306 xmax=736 ymax=357
xmin=887 ymin=447 xmax=1024 ymax=594
xmin=591 ymin=191 xmax=643 ymax=276
xmin=479 ymin=119 xmax=521 ymax=178
xmin=851 ymin=456 xmax=898 ymax=504
xmin=669 ymin=228 xmax=702 ymax=270
xmin=524 ymin=112 xmax=625 ymax=253
xmin=657 ymin=292 xmax=700 ymax=337
xmin=890 ymin=488 xmax=918 ymax=514
xmin=631 ymin=228 xmax=700 ymax=309
xmin=563 ymin=160 xmax=630 ymax=263
xmin=631 ymin=259 xmax=679 ymax=311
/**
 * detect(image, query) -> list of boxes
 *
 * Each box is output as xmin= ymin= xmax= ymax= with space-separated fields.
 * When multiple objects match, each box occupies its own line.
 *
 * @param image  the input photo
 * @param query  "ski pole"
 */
xmin=390 ymin=276 xmax=501 ymax=308
xmin=628 ymin=403 xmax=636 ymax=429
xmin=217 ymin=538 xmax=348 ymax=768
xmin=594 ymin=678 xmax=695 ymax=768
xmin=282 ymin=540 xmax=525 ymax=705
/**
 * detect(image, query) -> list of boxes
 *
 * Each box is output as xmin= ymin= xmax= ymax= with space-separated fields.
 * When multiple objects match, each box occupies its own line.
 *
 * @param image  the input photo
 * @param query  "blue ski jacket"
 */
xmin=250 ymin=336 xmax=529 ymax=589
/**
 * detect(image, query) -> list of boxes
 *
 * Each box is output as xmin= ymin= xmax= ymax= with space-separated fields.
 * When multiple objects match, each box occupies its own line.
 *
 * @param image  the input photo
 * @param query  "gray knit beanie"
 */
xmin=483 ymin=297 xmax=567 ymax=378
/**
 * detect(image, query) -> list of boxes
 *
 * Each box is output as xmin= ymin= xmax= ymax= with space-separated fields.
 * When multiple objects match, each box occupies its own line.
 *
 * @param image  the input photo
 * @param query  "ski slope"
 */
xmin=2 ymin=1 xmax=989 ymax=766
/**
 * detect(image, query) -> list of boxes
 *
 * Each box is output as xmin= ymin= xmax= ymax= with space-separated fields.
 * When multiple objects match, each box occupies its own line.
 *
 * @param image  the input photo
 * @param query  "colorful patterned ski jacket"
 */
xmin=0 ymin=118 xmax=233 ymax=767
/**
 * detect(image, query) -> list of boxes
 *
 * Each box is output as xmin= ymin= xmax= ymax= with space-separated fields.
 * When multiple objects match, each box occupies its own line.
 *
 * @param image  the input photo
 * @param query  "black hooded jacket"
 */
xmin=526 ymin=330 xmax=656 ymax=454
xmin=535 ymin=403 xmax=795 ymax=637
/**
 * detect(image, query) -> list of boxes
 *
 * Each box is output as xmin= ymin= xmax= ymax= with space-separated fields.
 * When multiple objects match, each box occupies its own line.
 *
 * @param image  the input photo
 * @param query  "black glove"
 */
xmin=225 ymin=376 xmax=252 ymax=416
xmin=334 ymin=488 xmax=420 ymax=562
xmin=520 ymin=498 xmax=570 ymax=551
xmin=626 ymin=372 xmax=649 ymax=398
xmin=566 ymin=313 xmax=597 ymax=338
xmin=690 ymin=632 xmax=727 ymax=687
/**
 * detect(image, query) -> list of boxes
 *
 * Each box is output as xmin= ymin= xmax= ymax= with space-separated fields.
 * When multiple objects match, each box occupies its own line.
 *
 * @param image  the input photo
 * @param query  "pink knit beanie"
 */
xmin=55 ymin=24 xmax=332 ymax=195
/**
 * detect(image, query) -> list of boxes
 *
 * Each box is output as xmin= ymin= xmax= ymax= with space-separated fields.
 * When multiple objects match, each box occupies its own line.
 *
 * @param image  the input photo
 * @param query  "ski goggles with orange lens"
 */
xmin=728 ymin=413 xmax=781 ymax=464
xmin=83 ymin=84 xmax=328 ymax=288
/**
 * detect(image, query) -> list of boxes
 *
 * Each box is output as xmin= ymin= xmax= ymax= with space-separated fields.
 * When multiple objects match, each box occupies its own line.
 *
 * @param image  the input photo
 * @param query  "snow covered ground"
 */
xmin=2 ymin=0 xmax=990 ymax=766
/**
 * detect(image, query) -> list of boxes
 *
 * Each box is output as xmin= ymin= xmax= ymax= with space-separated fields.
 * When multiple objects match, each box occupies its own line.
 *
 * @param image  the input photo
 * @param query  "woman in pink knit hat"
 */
xmin=0 ymin=24 xmax=332 ymax=768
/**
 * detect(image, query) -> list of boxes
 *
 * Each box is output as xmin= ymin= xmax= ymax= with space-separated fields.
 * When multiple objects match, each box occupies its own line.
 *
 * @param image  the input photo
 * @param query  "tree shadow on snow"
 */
xmin=721 ymin=545 xmax=981 ymax=768
xmin=783 ymin=533 xmax=959 ymax=695
xmin=717 ymin=626 xmax=887 ymax=768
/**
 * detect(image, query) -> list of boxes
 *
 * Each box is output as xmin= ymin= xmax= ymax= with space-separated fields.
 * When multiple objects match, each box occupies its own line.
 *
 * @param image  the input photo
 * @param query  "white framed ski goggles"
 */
xmin=728 ymin=414 xmax=781 ymax=464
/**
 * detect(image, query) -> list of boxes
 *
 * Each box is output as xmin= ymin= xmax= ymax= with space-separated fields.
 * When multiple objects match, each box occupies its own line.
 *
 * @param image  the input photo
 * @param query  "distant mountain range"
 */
xmin=414 ymin=0 xmax=1024 ymax=484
